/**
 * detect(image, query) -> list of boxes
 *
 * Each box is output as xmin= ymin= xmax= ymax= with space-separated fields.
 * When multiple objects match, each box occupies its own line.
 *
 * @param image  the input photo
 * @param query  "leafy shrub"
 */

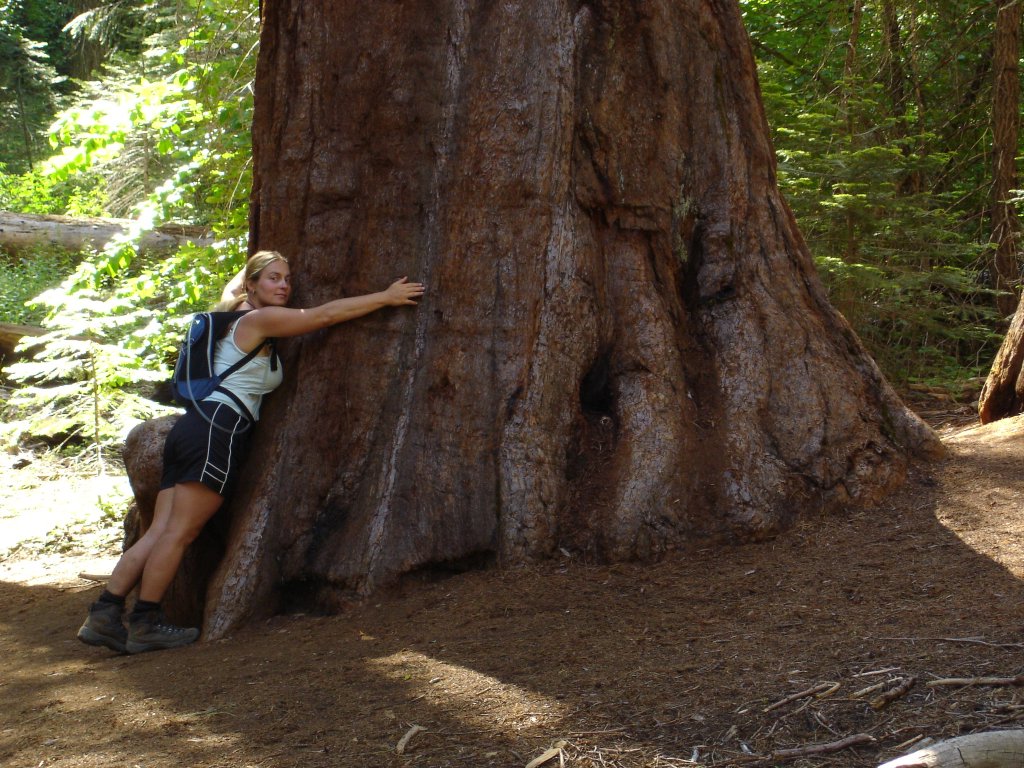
xmin=1 ymin=283 xmax=177 ymax=456
xmin=0 ymin=245 xmax=79 ymax=325
xmin=1 ymin=0 xmax=256 ymax=454
xmin=0 ymin=165 xmax=107 ymax=215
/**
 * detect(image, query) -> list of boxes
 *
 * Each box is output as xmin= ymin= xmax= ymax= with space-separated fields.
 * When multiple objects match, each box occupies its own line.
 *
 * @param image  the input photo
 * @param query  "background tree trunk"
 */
xmin=839 ymin=0 xmax=864 ymax=263
xmin=980 ymin=298 xmax=1024 ymax=423
xmin=980 ymin=1 xmax=1024 ymax=423
xmin=195 ymin=0 xmax=940 ymax=638
xmin=990 ymin=0 xmax=1023 ymax=319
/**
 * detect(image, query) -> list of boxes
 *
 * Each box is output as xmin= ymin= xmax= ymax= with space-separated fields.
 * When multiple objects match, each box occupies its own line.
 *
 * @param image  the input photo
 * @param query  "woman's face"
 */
xmin=248 ymin=260 xmax=291 ymax=308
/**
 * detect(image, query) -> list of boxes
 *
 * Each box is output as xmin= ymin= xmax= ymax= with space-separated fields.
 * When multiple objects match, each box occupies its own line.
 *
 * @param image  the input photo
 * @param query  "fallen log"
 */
xmin=0 ymin=322 xmax=44 ymax=358
xmin=0 ymin=322 xmax=97 ymax=360
xmin=0 ymin=210 xmax=213 ymax=254
xmin=878 ymin=730 xmax=1024 ymax=768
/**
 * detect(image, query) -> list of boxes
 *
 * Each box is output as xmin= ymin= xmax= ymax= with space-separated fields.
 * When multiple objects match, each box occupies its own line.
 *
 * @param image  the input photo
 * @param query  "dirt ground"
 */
xmin=4 ymin=403 xmax=1024 ymax=768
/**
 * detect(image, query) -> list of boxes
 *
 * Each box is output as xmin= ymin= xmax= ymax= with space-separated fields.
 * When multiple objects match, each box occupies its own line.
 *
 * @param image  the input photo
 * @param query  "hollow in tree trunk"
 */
xmin=170 ymin=0 xmax=942 ymax=638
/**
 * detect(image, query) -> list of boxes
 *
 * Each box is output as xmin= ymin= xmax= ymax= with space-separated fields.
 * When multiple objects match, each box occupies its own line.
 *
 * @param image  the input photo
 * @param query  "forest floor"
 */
xmin=3 ymin=401 xmax=1024 ymax=768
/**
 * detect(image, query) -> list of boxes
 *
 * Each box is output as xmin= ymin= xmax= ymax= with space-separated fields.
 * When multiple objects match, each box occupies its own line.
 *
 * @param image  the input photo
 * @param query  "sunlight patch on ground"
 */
xmin=1 ymin=454 xmax=129 ymax=586
xmin=371 ymin=650 xmax=568 ymax=733
xmin=0 ymin=470 xmax=129 ymax=550
xmin=0 ymin=551 xmax=119 ymax=587
xmin=933 ymin=414 xmax=1024 ymax=579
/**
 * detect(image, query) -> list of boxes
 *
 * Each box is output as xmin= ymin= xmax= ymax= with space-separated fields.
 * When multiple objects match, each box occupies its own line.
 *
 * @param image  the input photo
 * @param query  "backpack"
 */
xmin=172 ymin=310 xmax=278 ymax=427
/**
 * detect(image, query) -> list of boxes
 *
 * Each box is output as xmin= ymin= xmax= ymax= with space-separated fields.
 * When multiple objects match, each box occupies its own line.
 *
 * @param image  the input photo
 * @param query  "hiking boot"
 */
xmin=77 ymin=601 xmax=127 ymax=653
xmin=126 ymin=612 xmax=200 ymax=654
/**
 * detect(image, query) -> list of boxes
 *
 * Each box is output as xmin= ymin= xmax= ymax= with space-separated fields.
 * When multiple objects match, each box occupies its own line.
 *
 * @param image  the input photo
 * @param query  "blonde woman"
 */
xmin=78 ymin=251 xmax=424 ymax=653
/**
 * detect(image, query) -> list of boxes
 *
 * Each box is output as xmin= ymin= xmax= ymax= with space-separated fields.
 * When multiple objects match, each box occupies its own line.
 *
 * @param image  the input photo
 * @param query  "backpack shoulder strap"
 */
xmin=206 ymin=309 xmax=269 ymax=377
xmin=268 ymin=338 xmax=279 ymax=372
xmin=217 ymin=338 xmax=269 ymax=379
xmin=205 ymin=310 xmax=252 ymax=339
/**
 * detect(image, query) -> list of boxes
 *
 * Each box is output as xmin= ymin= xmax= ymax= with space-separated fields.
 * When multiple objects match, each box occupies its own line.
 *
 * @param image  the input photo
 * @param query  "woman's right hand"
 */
xmin=384 ymin=277 xmax=425 ymax=306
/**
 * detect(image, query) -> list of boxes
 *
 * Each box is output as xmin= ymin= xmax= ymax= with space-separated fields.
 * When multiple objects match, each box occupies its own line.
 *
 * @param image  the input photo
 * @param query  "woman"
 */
xmin=77 ymin=250 xmax=424 ymax=654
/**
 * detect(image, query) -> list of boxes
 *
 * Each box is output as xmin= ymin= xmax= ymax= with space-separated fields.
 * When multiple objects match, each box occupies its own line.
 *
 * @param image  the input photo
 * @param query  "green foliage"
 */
xmin=0 ymin=246 xmax=79 ymax=325
xmin=45 ymin=0 xmax=256 ymax=222
xmin=1 ymin=0 xmax=256 ymax=452
xmin=0 ymin=0 xmax=65 ymax=172
xmin=1 ymin=282 xmax=177 ymax=453
xmin=743 ymin=0 xmax=1004 ymax=393
xmin=61 ymin=0 xmax=154 ymax=55
xmin=816 ymin=256 xmax=1001 ymax=384
xmin=0 ymin=164 xmax=107 ymax=215
xmin=14 ymin=0 xmax=78 ymax=75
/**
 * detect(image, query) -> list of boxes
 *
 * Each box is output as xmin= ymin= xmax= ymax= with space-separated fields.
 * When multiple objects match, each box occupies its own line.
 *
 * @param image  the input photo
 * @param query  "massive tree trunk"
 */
xmin=191 ymin=0 xmax=939 ymax=638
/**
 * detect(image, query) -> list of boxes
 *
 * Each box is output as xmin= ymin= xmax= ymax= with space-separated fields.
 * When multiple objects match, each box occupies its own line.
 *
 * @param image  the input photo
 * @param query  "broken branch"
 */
xmin=871 ymin=677 xmax=916 ymax=710
xmin=525 ymin=740 xmax=567 ymax=768
xmin=770 ymin=733 xmax=875 ymax=762
xmin=396 ymin=724 xmax=425 ymax=754
xmin=927 ymin=674 xmax=1024 ymax=688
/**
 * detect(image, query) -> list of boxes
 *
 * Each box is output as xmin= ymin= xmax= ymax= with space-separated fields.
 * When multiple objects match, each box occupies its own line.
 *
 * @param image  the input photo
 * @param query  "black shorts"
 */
xmin=160 ymin=401 xmax=253 ymax=497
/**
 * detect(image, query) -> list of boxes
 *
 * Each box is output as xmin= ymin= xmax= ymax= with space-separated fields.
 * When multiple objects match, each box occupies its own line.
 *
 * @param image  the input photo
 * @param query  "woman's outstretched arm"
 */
xmin=233 ymin=277 xmax=424 ymax=350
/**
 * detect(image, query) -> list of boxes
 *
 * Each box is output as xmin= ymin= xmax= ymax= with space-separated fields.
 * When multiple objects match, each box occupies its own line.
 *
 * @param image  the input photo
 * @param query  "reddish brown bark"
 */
xmin=980 ymin=302 xmax=1024 ymax=423
xmin=991 ymin=0 xmax=1023 ymax=319
xmin=979 ymin=1 xmax=1024 ymax=423
xmin=160 ymin=0 xmax=942 ymax=638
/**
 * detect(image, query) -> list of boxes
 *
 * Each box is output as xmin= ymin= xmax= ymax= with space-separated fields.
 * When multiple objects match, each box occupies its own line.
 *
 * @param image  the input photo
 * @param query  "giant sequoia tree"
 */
xmin=153 ymin=0 xmax=942 ymax=639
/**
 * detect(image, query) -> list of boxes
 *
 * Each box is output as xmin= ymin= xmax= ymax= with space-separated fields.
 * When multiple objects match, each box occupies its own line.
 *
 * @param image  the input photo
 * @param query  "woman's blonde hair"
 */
xmin=215 ymin=250 xmax=290 ymax=311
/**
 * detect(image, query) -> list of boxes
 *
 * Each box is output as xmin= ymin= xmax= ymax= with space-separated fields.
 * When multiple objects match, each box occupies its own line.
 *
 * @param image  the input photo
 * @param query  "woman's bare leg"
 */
xmin=105 ymin=487 xmax=177 ymax=597
xmin=136 ymin=481 xmax=223 ymax=604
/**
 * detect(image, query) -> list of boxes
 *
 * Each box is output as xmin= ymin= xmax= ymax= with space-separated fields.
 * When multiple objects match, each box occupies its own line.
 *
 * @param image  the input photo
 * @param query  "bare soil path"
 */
xmin=3 ymin=406 xmax=1024 ymax=768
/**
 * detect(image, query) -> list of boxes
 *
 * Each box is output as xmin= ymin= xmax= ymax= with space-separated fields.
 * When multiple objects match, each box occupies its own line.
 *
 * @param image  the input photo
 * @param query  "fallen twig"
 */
xmin=890 ymin=735 xmax=929 ymax=753
xmin=722 ymin=734 xmax=877 ymax=765
xmin=525 ymin=740 xmax=566 ymax=768
xmin=873 ymin=636 xmax=1024 ymax=650
xmin=852 ymin=680 xmax=890 ymax=699
xmin=763 ymin=682 xmax=838 ymax=713
xmin=771 ymin=733 xmax=875 ymax=762
xmin=854 ymin=667 xmax=903 ymax=677
xmin=871 ymin=677 xmax=916 ymax=710
xmin=927 ymin=674 xmax=1024 ymax=688
xmin=396 ymin=724 xmax=426 ymax=754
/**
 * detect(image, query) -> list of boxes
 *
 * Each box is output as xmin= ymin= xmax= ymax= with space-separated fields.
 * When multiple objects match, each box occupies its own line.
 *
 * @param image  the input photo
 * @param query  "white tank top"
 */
xmin=203 ymin=323 xmax=284 ymax=420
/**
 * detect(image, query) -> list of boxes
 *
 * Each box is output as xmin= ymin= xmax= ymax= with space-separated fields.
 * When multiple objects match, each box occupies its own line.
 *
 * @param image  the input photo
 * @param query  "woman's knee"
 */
xmin=161 ymin=520 xmax=207 ymax=549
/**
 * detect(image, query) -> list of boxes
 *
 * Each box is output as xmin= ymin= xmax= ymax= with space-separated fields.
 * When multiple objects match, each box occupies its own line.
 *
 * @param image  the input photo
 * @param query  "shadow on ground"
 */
xmin=4 ymin=423 xmax=1024 ymax=767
